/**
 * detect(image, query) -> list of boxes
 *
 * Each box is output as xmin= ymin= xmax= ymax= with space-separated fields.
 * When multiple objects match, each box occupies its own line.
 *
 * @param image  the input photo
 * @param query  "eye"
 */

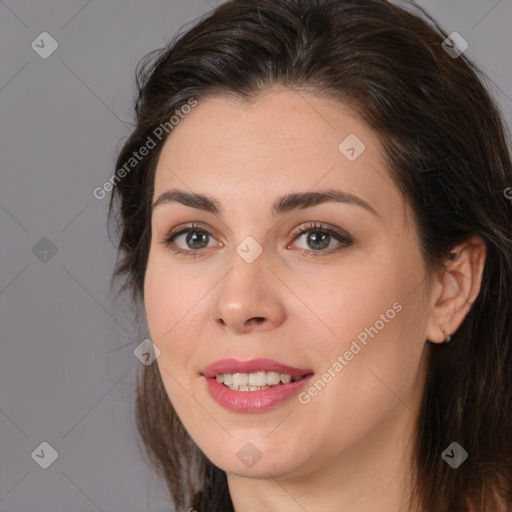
xmin=288 ymin=222 xmax=353 ymax=257
xmin=160 ymin=223 xmax=221 ymax=257
xmin=159 ymin=221 xmax=353 ymax=258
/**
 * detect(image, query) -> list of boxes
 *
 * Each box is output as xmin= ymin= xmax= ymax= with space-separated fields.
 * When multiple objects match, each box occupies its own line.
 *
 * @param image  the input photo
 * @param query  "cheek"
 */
xmin=296 ymin=252 xmax=419 ymax=401
xmin=289 ymin=258 xmax=403 ymax=348
xmin=144 ymin=254 xmax=196 ymax=340
xmin=297 ymin=307 xmax=417 ymax=454
xmin=143 ymin=253 xmax=207 ymax=385
xmin=144 ymin=265 xmax=191 ymax=409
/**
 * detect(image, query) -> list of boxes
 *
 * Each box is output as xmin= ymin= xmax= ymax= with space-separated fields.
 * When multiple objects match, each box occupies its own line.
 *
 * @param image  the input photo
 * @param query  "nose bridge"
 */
xmin=216 ymin=238 xmax=267 ymax=308
xmin=209 ymin=237 xmax=285 ymax=332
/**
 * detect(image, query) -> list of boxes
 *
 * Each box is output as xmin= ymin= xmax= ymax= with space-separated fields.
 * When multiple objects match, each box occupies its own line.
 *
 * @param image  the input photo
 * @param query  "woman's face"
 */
xmin=144 ymin=88 xmax=433 ymax=481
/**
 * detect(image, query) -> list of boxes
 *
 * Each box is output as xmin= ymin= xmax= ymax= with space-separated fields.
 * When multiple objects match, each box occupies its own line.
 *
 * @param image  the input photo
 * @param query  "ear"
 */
xmin=425 ymin=236 xmax=487 ymax=344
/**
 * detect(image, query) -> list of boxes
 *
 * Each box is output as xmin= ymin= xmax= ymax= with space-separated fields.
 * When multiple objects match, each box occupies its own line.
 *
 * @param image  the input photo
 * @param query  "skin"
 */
xmin=143 ymin=87 xmax=486 ymax=512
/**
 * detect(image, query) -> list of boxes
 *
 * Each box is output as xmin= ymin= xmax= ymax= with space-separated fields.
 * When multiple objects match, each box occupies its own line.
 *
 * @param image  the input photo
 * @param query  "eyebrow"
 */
xmin=151 ymin=188 xmax=379 ymax=218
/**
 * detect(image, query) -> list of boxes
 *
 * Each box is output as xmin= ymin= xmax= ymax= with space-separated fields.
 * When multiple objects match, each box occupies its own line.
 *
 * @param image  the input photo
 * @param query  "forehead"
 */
xmin=153 ymin=88 xmax=404 ymax=221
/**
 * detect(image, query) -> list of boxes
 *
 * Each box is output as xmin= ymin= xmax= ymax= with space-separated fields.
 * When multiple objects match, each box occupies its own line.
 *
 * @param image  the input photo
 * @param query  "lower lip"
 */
xmin=203 ymin=374 xmax=314 ymax=413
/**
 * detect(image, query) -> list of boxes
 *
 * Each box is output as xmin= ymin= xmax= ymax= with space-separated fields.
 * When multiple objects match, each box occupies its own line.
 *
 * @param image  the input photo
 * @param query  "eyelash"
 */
xmin=159 ymin=222 xmax=353 ymax=258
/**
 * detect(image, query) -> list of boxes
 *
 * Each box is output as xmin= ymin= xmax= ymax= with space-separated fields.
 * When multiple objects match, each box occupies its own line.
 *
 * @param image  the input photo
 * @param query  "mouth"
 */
xmin=214 ymin=371 xmax=309 ymax=391
xmin=201 ymin=358 xmax=314 ymax=392
xmin=202 ymin=358 xmax=315 ymax=413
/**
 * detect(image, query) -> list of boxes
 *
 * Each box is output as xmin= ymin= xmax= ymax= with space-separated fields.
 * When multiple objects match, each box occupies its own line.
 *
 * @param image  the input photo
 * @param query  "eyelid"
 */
xmin=159 ymin=222 xmax=221 ymax=250
xmin=163 ymin=221 xmax=215 ymax=240
xmin=160 ymin=221 xmax=353 ymax=256
xmin=288 ymin=221 xmax=352 ymax=242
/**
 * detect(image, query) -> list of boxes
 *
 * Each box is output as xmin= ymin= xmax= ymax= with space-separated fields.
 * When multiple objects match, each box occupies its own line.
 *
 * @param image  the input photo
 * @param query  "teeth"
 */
xmin=266 ymin=371 xmax=281 ymax=385
xmin=231 ymin=373 xmax=249 ymax=387
xmin=249 ymin=371 xmax=266 ymax=386
xmin=280 ymin=373 xmax=292 ymax=384
xmin=216 ymin=371 xmax=301 ymax=391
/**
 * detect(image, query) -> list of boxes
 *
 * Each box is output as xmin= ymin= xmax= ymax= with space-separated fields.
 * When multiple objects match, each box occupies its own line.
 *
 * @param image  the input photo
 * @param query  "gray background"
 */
xmin=1 ymin=1 xmax=511 ymax=511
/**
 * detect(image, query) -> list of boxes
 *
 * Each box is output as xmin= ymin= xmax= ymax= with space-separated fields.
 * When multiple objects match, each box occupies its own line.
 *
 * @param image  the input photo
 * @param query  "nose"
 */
xmin=209 ymin=248 xmax=286 ymax=335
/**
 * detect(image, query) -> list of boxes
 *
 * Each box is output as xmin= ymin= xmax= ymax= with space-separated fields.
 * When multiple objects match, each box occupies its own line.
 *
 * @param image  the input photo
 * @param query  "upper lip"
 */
xmin=202 ymin=358 xmax=314 ymax=379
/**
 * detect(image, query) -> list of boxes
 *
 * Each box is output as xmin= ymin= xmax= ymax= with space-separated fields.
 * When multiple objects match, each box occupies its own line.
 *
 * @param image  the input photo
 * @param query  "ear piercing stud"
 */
xmin=441 ymin=327 xmax=452 ymax=343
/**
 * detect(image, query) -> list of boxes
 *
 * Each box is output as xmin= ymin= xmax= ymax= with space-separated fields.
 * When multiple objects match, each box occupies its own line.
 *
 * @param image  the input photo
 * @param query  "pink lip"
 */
xmin=201 ymin=358 xmax=314 ymax=413
xmin=202 ymin=358 xmax=313 ymax=379
xmin=203 ymin=375 xmax=314 ymax=413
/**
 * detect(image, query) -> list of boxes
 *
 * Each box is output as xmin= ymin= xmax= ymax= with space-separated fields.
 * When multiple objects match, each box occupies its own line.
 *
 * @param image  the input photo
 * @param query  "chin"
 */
xmin=205 ymin=443 xmax=307 ymax=481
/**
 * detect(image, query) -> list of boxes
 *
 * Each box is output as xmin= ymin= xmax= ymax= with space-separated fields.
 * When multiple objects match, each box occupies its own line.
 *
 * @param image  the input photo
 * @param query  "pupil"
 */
xmin=308 ymin=232 xmax=330 ymax=250
xmin=184 ymin=231 xmax=330 ymax=251
xmin=187 ymin=231 xmax=208 ymax=249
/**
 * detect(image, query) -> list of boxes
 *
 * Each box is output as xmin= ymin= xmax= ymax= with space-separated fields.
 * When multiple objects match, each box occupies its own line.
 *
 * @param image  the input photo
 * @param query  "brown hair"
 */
xmin=108 ymin=1 xmax=512 ymax=510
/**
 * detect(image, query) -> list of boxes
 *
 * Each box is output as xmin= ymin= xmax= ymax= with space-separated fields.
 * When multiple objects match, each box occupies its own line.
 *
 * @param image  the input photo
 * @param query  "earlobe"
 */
xmin=425 ymin=236 xmax=487 ymax=344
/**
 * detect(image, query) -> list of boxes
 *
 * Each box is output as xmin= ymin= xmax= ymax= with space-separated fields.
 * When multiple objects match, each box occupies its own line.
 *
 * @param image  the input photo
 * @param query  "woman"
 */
xmin=108 ymin=0 xmax=512 ymax=510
